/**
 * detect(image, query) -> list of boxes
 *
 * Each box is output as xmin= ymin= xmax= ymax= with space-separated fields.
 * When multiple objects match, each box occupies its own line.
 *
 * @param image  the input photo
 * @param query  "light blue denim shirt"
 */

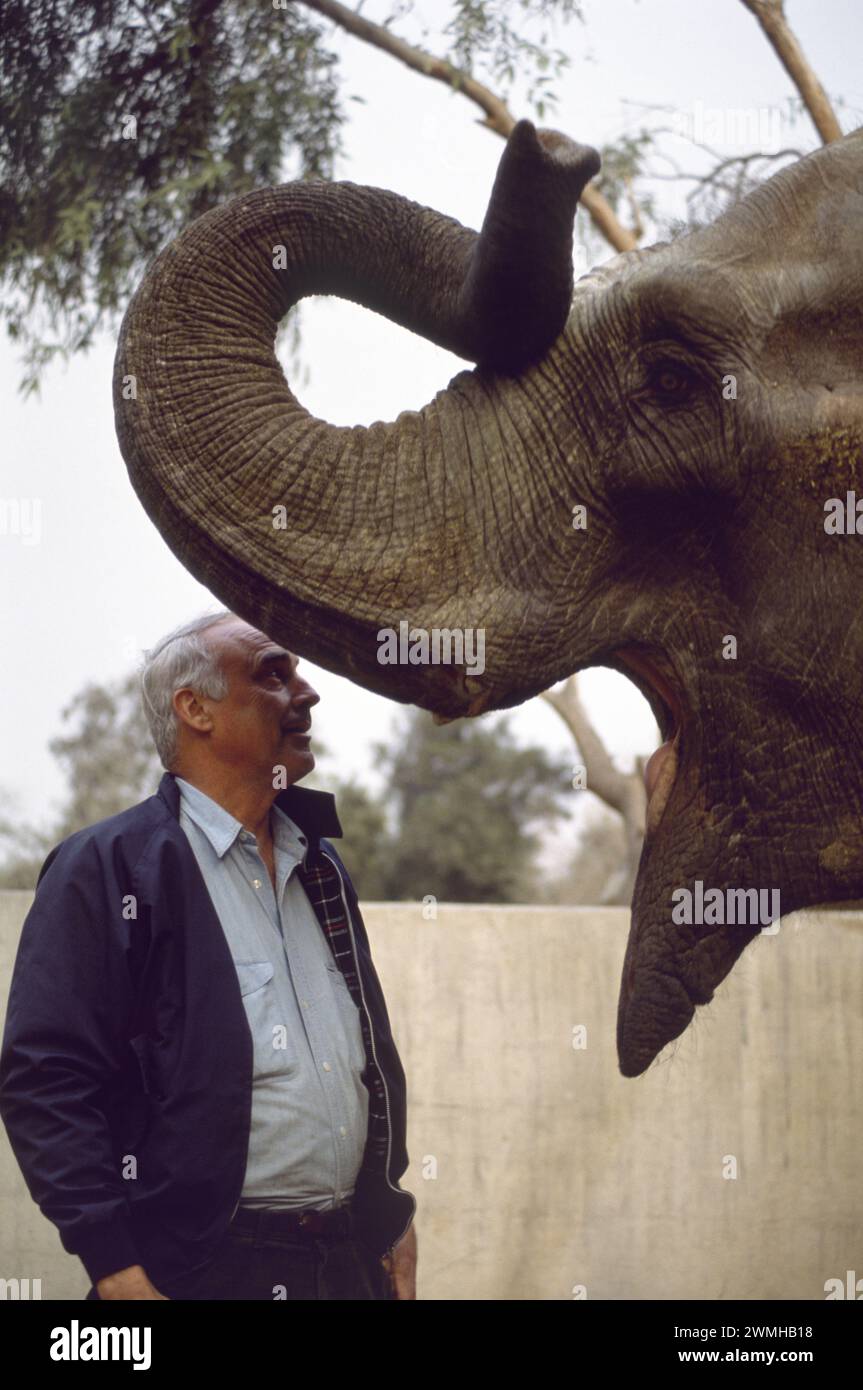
xmin=175 ymin=777 xmax=369 ymax=1210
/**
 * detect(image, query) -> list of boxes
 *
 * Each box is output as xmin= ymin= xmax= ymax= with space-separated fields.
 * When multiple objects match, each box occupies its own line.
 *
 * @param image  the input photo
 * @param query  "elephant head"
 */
xmin=113 ymin=119 xmax=863 ymax=1077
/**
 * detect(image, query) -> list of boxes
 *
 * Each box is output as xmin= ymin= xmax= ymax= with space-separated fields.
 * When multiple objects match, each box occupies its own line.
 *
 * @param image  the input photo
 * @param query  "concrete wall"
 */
xmin=1 ymin=891 xmax=861 ymax=1300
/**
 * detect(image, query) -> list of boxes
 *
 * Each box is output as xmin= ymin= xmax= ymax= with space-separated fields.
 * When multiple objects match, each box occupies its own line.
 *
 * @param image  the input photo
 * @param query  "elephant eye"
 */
xmin=644 ymin=358 xmax=699 ymax=403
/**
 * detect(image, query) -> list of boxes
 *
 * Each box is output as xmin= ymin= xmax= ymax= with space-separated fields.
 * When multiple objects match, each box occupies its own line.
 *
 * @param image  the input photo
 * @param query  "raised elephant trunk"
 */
xmin=114 ymin=121 xmax=599 ymax=714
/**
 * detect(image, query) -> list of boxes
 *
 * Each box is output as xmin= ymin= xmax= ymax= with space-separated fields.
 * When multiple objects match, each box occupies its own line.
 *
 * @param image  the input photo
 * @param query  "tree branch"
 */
xmin=739 ymin=0 xmax=842 ymax=144
xmin=127 ymin=0 xmax=162 ymax=45
xmin=297 ymin=0 xmax=638 ymax=251
xmin=540 ymin=676 xmax=645 ymax=833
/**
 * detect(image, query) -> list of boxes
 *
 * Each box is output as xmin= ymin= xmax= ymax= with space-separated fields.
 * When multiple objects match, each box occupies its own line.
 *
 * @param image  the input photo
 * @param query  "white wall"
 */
xmin=1 ymin=894 xmax=860 ymax=1300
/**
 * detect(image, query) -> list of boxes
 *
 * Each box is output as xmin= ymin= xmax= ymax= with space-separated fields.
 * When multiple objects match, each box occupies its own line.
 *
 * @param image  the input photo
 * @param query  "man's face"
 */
xmin=180 ymin=617 xmax=320 ymax=784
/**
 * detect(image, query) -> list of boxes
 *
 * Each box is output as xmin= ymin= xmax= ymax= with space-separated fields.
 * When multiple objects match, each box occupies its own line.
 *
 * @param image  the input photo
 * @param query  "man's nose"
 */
xmin=291 ymin=680 xmax=320 ymax=710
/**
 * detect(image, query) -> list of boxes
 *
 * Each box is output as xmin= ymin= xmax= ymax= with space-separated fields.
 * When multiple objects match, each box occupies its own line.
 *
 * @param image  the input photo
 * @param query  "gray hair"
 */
xmin=140 ymin=608 xmax=235 ymax=769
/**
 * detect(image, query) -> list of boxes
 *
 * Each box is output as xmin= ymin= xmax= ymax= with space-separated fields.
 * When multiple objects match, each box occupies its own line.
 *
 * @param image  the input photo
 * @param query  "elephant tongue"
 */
xmin=643 ymin=738 xmax=678 ymax=831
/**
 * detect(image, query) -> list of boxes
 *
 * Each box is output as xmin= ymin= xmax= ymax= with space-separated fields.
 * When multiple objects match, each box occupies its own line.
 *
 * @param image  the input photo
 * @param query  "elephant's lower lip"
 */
xmin=617 ymin=971 xmax=697 ymax=1076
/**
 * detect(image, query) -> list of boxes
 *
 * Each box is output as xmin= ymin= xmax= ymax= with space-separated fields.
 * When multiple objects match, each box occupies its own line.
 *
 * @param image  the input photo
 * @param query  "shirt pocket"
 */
xmin=234 ymin=960 xmax=297 ymax=1080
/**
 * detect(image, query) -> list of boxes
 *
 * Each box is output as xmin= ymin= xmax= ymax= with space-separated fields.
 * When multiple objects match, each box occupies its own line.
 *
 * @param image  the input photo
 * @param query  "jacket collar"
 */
xmin=156 ymin=771 xmax=342 ymax=842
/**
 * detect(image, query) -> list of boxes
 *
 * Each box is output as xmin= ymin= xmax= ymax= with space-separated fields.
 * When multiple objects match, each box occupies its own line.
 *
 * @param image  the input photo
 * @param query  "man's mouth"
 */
xmin=283 ymin=721 xmax=312 ymax=738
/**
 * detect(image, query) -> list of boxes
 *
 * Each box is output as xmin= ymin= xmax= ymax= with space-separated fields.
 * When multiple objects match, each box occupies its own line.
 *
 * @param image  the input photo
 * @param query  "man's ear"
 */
xmin=172 ymin=687 xmax=214 ymax=734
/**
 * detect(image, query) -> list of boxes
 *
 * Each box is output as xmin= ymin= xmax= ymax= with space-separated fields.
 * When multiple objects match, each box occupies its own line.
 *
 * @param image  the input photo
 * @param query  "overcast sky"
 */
xmin=2 ymin=0 xmax=861 ymax=853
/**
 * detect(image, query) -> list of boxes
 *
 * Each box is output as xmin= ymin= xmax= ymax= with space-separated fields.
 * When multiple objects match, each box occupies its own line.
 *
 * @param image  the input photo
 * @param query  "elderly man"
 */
xmin=0 ymin=609 xmax=417 ymax=1300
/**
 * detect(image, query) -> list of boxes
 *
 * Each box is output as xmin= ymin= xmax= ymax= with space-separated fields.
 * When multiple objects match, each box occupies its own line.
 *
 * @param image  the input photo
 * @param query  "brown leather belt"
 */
xmin=230 ymin=1201 xmax=355 ymax=1242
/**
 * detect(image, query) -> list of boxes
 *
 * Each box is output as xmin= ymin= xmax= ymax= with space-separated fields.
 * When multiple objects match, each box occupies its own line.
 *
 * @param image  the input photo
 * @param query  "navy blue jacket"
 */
xmin=0 ymin=772 xmax=416 ymax=1286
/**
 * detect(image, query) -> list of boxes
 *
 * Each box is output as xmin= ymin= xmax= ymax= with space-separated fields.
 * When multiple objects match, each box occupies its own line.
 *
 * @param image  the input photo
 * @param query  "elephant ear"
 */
xmin=113 ymin=121 xmax=600 ymax=715
xmin=682 ymin=124 xmax=863 ymax=324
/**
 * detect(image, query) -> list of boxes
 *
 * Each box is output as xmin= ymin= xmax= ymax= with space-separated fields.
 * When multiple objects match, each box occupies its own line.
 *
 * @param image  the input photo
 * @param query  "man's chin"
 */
xmin=276 ymin=747 xmax=315 ymax=784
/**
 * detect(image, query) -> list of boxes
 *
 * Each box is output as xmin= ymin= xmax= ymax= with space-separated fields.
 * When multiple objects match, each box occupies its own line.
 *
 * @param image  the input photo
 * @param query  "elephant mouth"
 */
xmin=608 ymin=645 xmax=684 ymax=830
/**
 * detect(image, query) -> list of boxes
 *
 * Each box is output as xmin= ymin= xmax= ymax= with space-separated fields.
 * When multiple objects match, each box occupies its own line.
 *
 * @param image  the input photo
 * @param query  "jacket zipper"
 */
xmin=320 ymin=849 xmax=417 ymax=1258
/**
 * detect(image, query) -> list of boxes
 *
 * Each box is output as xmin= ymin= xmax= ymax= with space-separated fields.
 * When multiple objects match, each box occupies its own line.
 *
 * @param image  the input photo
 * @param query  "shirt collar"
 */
xmin=159 ymin=770 xmax=342 ymax=842
xmin=175 ymin=777 xmax=244 ymax=858
xmin=175 ymin=776 xmax=309 ymax=863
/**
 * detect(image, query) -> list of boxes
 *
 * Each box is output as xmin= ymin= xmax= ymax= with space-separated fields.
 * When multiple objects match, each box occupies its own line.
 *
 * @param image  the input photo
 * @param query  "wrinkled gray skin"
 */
xmin=114 ymin=120 xmax=863 ymax=1076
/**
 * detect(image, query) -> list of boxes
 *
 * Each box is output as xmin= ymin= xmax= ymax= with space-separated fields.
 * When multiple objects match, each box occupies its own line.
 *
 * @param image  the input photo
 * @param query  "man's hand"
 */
xmin=381 ymin=1221 xmax=417 ymax=1300
xmin=96 ymin=1264 xmax=169 ymax=1300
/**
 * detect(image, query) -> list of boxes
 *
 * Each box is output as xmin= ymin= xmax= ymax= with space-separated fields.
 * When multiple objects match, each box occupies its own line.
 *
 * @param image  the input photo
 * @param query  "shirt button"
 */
xmin=339 ymin=1126 xmax=346 ymax=1137
xmin=252 ymin=878 xmax=262 ymax=890
xmin=322 ymin=1061 xmax=331 ymax=1072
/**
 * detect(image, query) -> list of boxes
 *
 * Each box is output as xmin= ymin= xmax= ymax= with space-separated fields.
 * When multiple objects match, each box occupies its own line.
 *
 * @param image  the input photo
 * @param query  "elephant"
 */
xmin=113 ymin=118 xmax=863 ymax=1078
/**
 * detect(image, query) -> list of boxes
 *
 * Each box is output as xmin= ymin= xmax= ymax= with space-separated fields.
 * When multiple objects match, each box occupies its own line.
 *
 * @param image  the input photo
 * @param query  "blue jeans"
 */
xmin=84 ymin=1220 xmax=396 ymax=1301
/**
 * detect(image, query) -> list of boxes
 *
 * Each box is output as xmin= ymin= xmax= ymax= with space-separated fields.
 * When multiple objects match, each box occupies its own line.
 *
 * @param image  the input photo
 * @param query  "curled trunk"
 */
xmin=114 ymin=122 xmax=600 ymax=716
